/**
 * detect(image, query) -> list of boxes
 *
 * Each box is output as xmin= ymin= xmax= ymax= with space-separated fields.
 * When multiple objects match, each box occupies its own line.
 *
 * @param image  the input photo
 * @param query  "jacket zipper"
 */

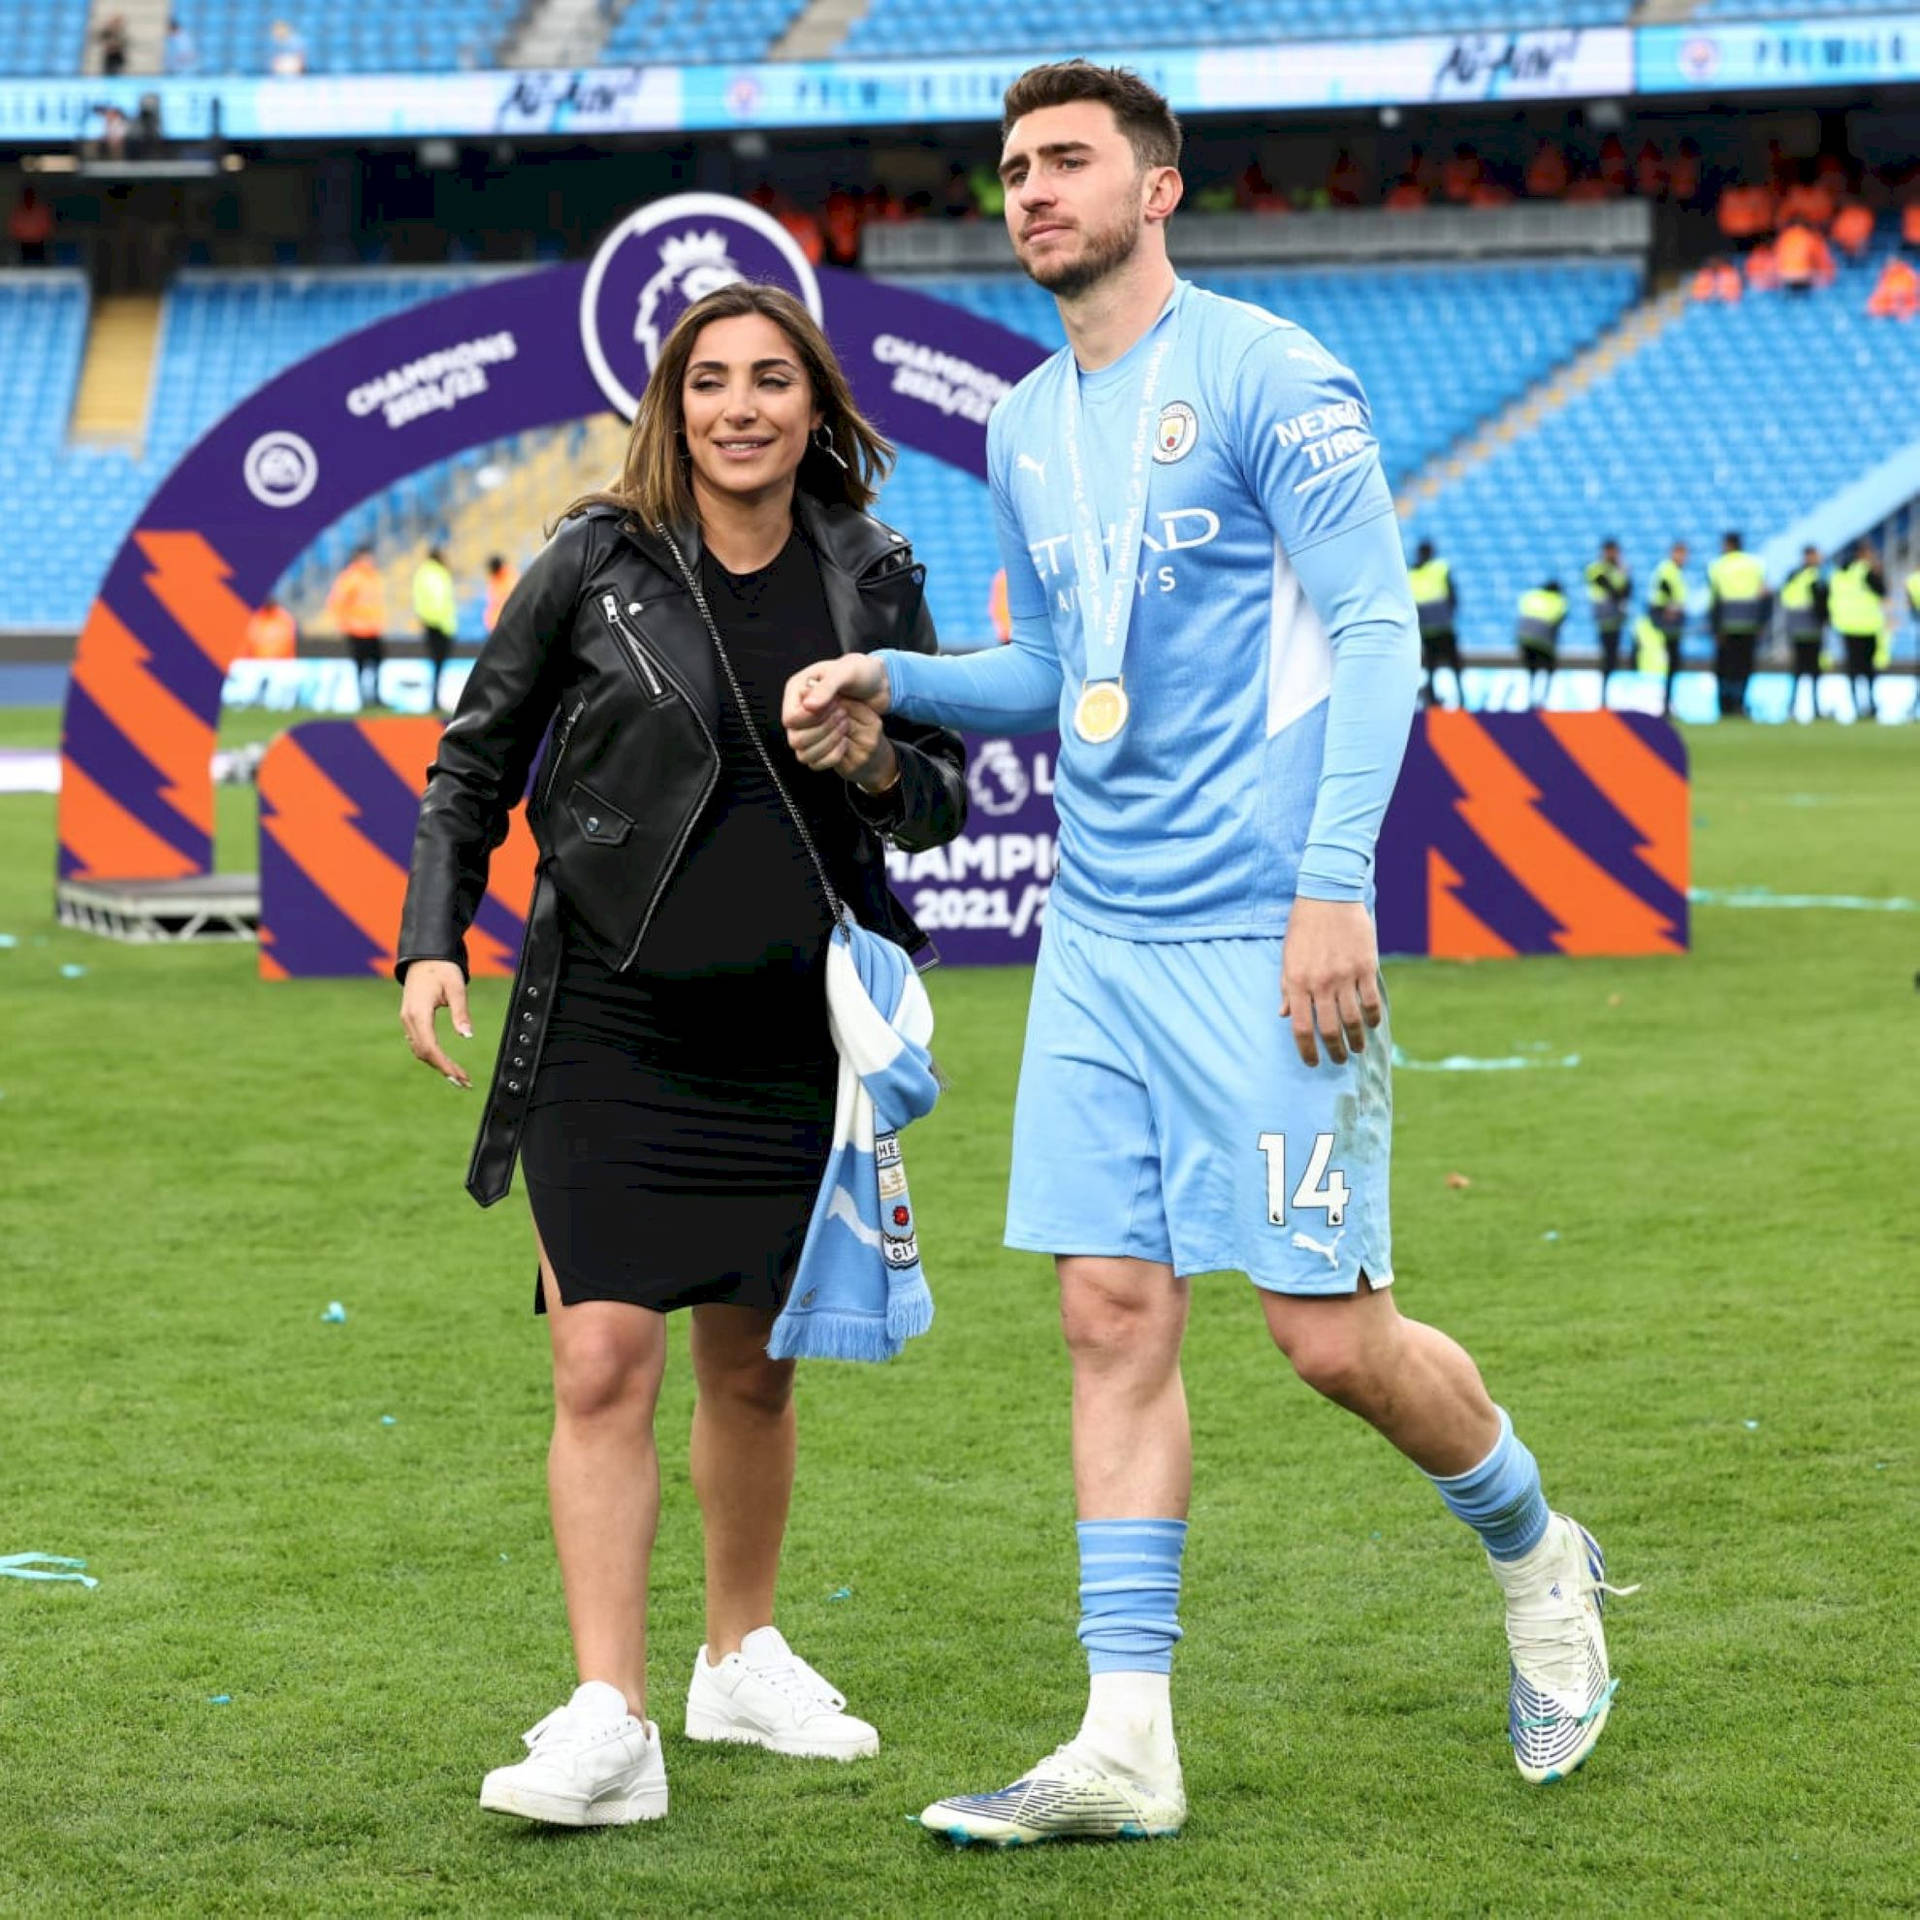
xmin=599 ymin=592 xmax=667 ymax=700
xmin=618 ymin=643 xmax=718 ymax=972
xmin=539 ymin=697 xmax=586 ymax=811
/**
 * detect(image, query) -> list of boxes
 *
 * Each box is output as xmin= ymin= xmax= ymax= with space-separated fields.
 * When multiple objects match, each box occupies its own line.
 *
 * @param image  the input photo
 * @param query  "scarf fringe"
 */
xmin=766 ymin=1309 xmax=903 ymax=1366
xmin=886 ymin=1274 xmax=934 ymax=1344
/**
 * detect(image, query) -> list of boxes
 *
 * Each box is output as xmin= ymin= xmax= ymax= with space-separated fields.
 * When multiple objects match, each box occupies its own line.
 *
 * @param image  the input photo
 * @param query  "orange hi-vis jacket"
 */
xmin=245 ymin=604 xmax=297 ymax=658
xmin=326 ymin=558 xmax=386 ymax=638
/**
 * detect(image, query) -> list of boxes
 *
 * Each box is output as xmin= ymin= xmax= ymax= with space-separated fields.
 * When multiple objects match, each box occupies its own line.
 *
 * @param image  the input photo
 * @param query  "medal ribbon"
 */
xmin=1060 ymin=286 xmax=1183 ymax=691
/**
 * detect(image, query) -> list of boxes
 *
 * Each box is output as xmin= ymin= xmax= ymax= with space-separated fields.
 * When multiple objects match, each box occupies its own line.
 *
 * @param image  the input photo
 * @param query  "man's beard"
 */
xmin=1021 ymin=209 xmax=1141 ymax=298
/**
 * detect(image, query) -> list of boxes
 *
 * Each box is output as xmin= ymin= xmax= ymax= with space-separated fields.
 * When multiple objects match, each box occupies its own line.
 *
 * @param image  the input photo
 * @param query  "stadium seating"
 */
xmin=601 ymin=0 xmax=810 ymax=65
xmin=1691 ymin=0 xmax=1877 ymax=13
xmin=0 ymin=0 xmax=89 ymax=76
xmin=168 ymin=0 xmax=520 ymax=75
xmin=877 ymin=259 xmax=1639 ymax=648
xmin=0 ymin=269 xmax=503 ymax=631
xmin=1405 ymin=241 xmax=1920 ymax=661
xmin=841 ymin=0 xmax=1625 ymax=60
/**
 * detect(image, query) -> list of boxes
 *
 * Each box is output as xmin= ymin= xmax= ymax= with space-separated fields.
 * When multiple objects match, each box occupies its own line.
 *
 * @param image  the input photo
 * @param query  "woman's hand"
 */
xmin=400 ymin=959 xmax=474 ymax=1088
xmin=789 ymin=694 xmax=900 ymax=793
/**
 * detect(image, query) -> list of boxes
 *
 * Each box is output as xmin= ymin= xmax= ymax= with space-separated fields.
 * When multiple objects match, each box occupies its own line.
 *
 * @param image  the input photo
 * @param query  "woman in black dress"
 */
xmin=396 ymin=283 xmax=965 ymax=1827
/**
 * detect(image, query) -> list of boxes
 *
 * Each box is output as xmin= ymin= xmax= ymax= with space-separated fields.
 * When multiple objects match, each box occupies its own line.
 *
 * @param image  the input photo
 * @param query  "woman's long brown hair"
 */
xmin=561 ymin=282 xmax=894 ymax=531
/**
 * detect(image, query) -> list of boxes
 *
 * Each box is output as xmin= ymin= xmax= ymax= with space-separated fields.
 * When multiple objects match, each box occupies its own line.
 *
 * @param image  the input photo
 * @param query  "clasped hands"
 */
xmin=779 ymin=652 xmax=896 ymax=794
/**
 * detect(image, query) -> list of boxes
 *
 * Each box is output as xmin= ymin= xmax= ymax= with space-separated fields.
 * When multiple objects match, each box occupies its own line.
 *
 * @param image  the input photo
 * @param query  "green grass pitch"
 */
xmin=1 ymin=711 xmax=1914 ymax=1915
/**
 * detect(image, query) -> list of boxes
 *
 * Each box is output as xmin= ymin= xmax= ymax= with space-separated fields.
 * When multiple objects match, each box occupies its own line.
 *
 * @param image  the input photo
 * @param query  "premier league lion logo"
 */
xmin=634 ymin=230 xmax=747 ymax=370
xmin=579 ymin=193 xmax=826 ymax=420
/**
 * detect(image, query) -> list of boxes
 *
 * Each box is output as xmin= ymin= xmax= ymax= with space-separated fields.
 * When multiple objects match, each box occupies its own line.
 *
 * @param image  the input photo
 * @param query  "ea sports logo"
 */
xmin=243 ymin=430 xmax=318 ymax=509
xmin=578 ymin=193 xmax=824 ymax=421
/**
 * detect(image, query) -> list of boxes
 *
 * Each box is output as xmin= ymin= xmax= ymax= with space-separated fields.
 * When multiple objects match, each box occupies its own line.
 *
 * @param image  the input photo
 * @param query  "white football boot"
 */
xmin=479 ymin=1680 xmax=666 ymax=1826
xmin=919 ymin=1743 xmax=1187 ymax=1847
xmin=1492 ymin=1512 xmax=1635 ymax=1784
xmin=684 ymin=1625 xmax=879 ymax=1760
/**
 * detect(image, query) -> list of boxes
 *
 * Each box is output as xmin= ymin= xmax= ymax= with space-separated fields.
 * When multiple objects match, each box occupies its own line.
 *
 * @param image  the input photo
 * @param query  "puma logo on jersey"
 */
xmin=1016 ymin=452 xmax=1048 ymax=482
xmin=1291 ymin=1228 xmax=1346 ymax=1269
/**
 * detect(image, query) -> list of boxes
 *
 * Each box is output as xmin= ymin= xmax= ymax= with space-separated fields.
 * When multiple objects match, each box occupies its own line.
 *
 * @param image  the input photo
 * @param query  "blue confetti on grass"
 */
xmin=1743 ymin=1420 xmax=1760 ymax=1431
xmin=380 ymin=1416 xmax=396 ymax=1426
xmin=320 ymin=1302 xmax=346 ymax=1323
xmin=59 ymin=963 xmax=87 ymax=979
xmin=0 ymin=1553 xmax=97 ymax=1589
xmin=827 ymin=1586 xmax=852 ymax=1602
xmin=1393 ymin=1046 xmax=1580 ymax=1073
xmin=0 ymin=934 xmax=16 ymax=948
xmin=208 ymin=1695 xmax=231 ymax=1705
xmin=1691 ymin=886 xmax=1914 ymax=913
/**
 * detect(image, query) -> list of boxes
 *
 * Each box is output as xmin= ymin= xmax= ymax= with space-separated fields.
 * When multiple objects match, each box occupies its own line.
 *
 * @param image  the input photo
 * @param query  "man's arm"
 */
xmin=1290 ymin=513 xmax=1421 ymax=905
xmin=1230 ymin=325 xmax=1418 ymax=1064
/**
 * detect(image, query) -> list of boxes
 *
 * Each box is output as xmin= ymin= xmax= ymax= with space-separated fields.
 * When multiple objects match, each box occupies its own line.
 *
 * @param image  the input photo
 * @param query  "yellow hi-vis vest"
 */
xmin=1906 ymin=569 xmax=1920 ymax=616
xmin=1407 ymin=557 xmax=1453 ymax=635
xmin=1781 ymin=564 xmax=1823 ymax=641
xmin=1585 ymin=559 xmax=1629 ymax=630
xmin=1829 ymin=560 xmax=1887 ymax=639
xmin=1707 ymin=549 xmax=1767 ymax=633
xmin=1516 ymin=587 xmax=1568 ymax=649
xmin=1650 ymin=558 xmax=1687 ymax=633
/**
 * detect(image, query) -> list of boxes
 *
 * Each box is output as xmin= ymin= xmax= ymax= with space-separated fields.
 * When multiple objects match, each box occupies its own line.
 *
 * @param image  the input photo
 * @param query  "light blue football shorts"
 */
xmin=1005 ymin=908 xmax=1393 ymax=1296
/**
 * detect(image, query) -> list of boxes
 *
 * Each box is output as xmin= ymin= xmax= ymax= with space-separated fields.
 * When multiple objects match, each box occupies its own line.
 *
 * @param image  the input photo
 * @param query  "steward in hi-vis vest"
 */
xmin=1707 ymin=532 xmax=1768 ymax=719
xmin=1408 ymin=539 xmax=1462 ymax=709
xmin=1584 ymin=539 xmax=1632 ymax=705
xmin=1649 ymin=540 xmax=1689 ymax=716
xmin=1781 ymin=546 xmax=1829 ymax=724
xmin=1829 ymin=542 xmax=1888 ymax=722
xmin=1515 ymin=580 xmax=1568 ymax=710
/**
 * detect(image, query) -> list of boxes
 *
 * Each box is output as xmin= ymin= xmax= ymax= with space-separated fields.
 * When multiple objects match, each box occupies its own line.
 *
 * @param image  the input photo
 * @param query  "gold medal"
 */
xmin=1074 ymin=680 xmax=1129 ymax=744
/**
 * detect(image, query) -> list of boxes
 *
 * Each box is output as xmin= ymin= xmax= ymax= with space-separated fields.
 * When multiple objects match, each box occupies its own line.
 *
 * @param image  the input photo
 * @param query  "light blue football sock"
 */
xmin=1427 ymin=1407 xmax=1551 ymax=1561
xmin=1076 ymin=1518 xmax=1188 ymax=1675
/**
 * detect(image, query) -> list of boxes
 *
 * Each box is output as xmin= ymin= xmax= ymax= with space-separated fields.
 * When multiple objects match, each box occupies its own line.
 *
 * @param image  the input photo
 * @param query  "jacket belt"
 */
xmin=466 ymin=870 xmax=562 ymax=1208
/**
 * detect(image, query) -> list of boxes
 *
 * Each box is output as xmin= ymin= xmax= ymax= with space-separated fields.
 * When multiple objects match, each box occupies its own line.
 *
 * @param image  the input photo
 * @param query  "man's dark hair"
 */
xmin=1001 ymin=61 xmax=1182 ymax=172
xmin=1415 ymin=540 xmax=1434 ymax=564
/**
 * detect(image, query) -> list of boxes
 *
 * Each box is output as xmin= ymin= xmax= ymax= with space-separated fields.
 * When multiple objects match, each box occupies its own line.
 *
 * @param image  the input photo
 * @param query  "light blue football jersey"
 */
xmin=883 ymin=277 xmax=1420 ymax=940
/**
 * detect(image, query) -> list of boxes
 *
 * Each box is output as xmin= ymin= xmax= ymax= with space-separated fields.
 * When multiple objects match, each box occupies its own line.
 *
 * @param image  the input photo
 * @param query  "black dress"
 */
xmin=519 ymin=530 xmax=868 ymax=1315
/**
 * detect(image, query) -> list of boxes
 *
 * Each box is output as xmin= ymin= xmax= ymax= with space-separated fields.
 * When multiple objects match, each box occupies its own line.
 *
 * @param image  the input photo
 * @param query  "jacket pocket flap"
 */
xmin=566 ymin=784 xmax=634 ymax=847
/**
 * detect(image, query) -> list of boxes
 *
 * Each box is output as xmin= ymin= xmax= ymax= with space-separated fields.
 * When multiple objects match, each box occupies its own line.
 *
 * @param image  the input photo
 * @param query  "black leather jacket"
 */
xmin=396 ymin=493 xmax=967 ymax=1206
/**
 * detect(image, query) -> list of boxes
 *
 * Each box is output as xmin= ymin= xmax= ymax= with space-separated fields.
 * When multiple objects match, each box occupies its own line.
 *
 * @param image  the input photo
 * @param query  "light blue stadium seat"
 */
xmin=840 ymin=0 xmax=1627 ymax=58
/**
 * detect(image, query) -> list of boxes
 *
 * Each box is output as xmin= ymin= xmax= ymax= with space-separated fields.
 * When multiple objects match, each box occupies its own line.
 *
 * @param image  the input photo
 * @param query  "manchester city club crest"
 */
xmin=578 ymin=193 xmax=825 ymax=420
xmin=1153 ymin=400 xmax=1197 ymax=464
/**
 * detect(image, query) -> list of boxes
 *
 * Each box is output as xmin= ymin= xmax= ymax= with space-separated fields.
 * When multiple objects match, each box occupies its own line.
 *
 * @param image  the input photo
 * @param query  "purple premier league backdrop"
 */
xmin=57 ymin=194 xmax=1046 ymax=896
xmin=57 ymin=189 xmax=1685 ymax=972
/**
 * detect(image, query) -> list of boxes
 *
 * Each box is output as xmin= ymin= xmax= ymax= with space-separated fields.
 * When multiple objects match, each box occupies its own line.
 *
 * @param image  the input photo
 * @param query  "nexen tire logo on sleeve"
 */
xmin=578 ymin=193 xmax=824 ymax=421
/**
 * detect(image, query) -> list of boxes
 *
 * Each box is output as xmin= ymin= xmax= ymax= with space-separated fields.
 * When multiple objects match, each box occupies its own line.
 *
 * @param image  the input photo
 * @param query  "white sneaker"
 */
xmin=684 ymin=1625 xmax=878 ymax=1760
xmin=479 ymin=1681 xmax=667 ymax=1826
xmin=920 ymin=1742 xmax=1187 ymax=1847
xmin=1492 ymin=1512 xmax=1635 ymax=1784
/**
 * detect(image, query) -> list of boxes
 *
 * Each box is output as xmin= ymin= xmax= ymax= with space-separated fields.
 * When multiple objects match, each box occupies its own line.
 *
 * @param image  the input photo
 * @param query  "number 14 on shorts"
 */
xmin=1258 ymin=1132 xmax=1350 ymax=1228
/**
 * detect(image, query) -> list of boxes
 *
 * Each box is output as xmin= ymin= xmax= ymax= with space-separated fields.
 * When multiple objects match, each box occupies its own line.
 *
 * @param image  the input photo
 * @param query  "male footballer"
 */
xmin=784 ymin=61 xmax=1628 ymax=1845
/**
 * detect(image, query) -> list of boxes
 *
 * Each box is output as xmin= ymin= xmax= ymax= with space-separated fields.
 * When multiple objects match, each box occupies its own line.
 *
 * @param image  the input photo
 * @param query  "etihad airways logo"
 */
xmin=1027 ymin=506 xmax=1221 ymax=609
xmin=1026 ymin=507 xmax=1222 ymax=578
